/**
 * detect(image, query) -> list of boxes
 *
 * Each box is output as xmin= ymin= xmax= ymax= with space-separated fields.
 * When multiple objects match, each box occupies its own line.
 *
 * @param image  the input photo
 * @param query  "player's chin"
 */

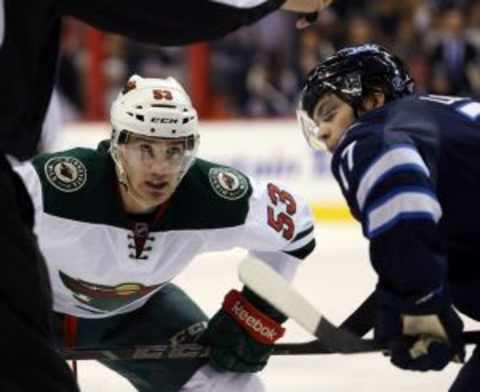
xmin=144 ymin=188 xmax=173 ymax=205
xmin=326 ymin=140 xmax=337 ymax=153
xmin=328 ymin=135 xmax=345 ymax=153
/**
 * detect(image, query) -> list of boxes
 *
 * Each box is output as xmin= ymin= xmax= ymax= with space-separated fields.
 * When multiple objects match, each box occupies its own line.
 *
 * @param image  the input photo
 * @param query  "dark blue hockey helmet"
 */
xmin=298 ymin=44 xmax=414 ymax=118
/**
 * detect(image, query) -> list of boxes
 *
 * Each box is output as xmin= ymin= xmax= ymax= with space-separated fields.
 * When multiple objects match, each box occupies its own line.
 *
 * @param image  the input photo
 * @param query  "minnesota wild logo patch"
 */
xmin=209 ymin=167 xmax=249 ymax=200
xmin=44 ymin=156 xmax=87 ymax=192
xmin=59 ymin=270 xmax=162 ymax=313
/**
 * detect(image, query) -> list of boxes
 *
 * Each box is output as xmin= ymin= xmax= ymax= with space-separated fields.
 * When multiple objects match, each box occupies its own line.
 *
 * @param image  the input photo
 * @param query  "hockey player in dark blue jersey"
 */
xmin=297 ymin=44 xmax=480 ymax=391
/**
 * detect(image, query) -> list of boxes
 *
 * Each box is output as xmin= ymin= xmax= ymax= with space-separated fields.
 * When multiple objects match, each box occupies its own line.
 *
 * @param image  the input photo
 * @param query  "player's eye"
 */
xmin=140 ymin=143 xmax=154 ymax=157
xmin=315 ymin=102 xmax=337 ymax=123
xmin=322 ymin=110 xmax=337 ymax=122
xmin=166 ymin=145 xmax=184 ymax=160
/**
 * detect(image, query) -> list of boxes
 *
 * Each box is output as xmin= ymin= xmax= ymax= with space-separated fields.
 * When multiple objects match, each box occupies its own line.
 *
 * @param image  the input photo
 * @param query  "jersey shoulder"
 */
xmin=333 ymin=95 xmax=441 ymax=182
xmin=176 ymin=159 xmax=316 ymax=258
xmin=189 ymin=158 xmax=253 ymax=203
xmin=333 ymin=118 xmax=416 ymax=186
xmin=31 ymin=144 xmax=119 ymax=223
xmin=332 ymin=122 xmax=424 ymax=219
xmin=382 ymin=94 xmax=480 ymax=134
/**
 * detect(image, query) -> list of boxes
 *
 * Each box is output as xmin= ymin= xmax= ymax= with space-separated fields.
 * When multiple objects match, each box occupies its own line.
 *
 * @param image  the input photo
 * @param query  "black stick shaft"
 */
xmin=62 ymin=331 xmax=480 ymax=360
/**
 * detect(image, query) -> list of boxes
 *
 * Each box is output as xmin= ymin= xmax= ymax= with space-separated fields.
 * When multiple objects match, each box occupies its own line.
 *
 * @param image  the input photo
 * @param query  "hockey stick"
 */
xmin=62 ymin=274 xmax=377 ymax=361
xmin=238 ymin=257 xmax=480 ymax=354
xmin=62 ymin=294 xmax=375 ymax=361
xmin=62 ymin=339 xmax=342 ymax=361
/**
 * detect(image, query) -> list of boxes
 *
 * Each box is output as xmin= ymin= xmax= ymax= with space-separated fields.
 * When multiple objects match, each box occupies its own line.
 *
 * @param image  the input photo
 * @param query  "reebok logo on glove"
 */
xmin=231 ymin=300 xmax=277 ymax=339
xmin=223 ymin=290 xmax=285 ymax=345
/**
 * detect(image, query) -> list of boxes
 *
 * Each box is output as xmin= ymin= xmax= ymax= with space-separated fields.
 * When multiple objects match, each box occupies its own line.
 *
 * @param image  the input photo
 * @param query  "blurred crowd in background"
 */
xmin=57 ymin=0 xmax=480 ymax=121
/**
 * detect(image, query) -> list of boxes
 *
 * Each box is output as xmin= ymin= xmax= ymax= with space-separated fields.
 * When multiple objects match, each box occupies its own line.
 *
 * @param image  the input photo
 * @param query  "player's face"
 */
xmin=311 ymin=94 xmax=355 ymax=152
xmin=119 ymin=136 xmax=187 ymax=213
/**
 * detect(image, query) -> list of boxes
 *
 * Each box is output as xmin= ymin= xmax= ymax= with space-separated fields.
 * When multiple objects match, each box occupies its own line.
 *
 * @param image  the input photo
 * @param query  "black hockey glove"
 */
xmin=375 ymin=285 xmax=465 ymax=371
xmin=201 ymin=287 xmax=287 ymax=373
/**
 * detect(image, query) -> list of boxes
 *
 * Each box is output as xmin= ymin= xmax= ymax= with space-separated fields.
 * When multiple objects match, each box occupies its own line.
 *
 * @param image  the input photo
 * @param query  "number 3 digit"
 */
xmin=266 ymin=183 xmax=297 ymax=240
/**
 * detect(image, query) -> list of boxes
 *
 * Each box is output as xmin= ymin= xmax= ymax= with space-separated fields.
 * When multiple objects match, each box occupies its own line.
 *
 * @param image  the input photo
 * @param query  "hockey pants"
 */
xmin=56 ymin=283 xmax=264 ymax=392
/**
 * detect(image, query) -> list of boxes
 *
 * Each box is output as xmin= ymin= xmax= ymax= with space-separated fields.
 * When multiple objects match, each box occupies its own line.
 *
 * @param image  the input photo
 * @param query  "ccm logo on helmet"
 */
xmin=151 ymin=118 xmax=179 ymax=124
xmin=223 ymin=290 xmax=285 ymax=344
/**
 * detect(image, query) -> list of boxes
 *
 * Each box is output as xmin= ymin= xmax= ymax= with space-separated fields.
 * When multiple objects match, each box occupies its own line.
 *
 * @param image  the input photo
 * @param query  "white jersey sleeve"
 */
xmin=238 ymin=179 xmax=316 ymax=281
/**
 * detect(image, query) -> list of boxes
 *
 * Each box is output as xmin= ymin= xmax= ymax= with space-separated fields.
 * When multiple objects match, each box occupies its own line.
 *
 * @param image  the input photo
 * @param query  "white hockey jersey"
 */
xmin=14 ymin=141 xmax=316 ymax=318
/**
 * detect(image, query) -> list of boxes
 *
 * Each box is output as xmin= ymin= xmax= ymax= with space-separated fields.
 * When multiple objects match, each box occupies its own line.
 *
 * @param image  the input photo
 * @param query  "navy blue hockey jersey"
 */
xmin=331 ymin=95 xmax=480 ymax=319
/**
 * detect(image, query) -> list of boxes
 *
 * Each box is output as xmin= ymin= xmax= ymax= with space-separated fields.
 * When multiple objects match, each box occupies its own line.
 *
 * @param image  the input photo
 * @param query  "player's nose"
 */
xmin=317 ymin=124 xmax=331 ymax=142
xmin=151 ymin=158 xmax=180 ymax=176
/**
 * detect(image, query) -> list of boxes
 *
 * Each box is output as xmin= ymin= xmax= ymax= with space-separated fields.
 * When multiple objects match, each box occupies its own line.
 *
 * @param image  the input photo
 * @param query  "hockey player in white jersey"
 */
xmin=2 ymin=2 xmax=334 ymax=390
xmin=14 ymin=75 xmax=316 ymax=392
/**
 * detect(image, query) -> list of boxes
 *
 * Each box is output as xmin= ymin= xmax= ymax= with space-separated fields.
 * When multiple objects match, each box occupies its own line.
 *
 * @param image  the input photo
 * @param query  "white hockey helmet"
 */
xmin=110 ymin=74 xmax=199 ymax=185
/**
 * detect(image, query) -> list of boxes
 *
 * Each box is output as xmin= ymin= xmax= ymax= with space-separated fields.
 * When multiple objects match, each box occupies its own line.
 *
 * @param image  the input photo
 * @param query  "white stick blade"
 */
xmin=238 ymin=256 xmax=322 ymax=335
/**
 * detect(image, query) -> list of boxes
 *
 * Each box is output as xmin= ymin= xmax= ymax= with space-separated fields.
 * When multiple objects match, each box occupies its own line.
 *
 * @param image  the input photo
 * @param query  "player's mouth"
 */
xmin=145 ymin=180 xmax=168 ymax=194
xmin=317 ymin=131 xmax=336 ymax=152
